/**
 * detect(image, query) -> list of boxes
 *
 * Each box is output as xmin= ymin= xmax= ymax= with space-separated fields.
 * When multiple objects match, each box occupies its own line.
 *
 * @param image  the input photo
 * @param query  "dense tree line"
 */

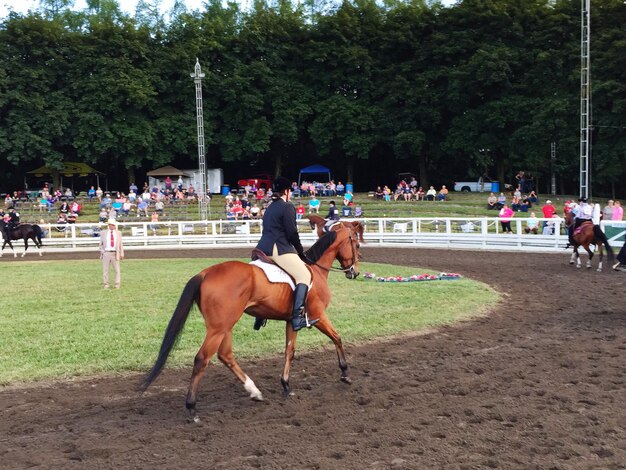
xmin=1 ymin=0 xmax=625 ymax=196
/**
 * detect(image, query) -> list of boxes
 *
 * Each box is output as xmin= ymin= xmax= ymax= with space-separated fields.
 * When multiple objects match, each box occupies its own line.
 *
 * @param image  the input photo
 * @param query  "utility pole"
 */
xmin=191 ymin=58 xmax=208 ymax=221
xmin=551 ymin=142 xmax=556 ymax=196
xmin=580 ymin=0 xmax=591 ymax=199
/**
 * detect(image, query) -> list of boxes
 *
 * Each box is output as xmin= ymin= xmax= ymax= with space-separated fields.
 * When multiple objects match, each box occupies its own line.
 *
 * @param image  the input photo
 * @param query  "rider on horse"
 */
xmin=7 ymin=208 xmax=20 ymax=231
xmin=255 ymin=176 xmax=318 ymax=332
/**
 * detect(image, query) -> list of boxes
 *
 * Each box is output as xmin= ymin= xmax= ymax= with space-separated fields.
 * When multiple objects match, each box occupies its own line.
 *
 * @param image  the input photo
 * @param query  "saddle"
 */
xmin=250 ymin=248 xmax=313 ymax=287
xmin=574 ymin=221 xmax=593 ymax=236
xmin=249 ymin=248 xmax=313 ymax=331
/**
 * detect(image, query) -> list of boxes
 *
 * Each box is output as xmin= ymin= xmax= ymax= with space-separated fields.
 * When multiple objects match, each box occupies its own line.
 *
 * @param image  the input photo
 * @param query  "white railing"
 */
xmin=9 ymin=218 xmax=623 ymax=254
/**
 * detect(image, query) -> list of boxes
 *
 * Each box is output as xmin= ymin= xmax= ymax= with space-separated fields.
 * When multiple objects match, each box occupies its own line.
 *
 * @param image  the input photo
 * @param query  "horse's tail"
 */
xmin=139 ymin=272 xmax=205 ymax=391
xmin=593 ymin=225 xmax=614 ymax=261
xmin=33 ymin=224 xmax=43 ymax=246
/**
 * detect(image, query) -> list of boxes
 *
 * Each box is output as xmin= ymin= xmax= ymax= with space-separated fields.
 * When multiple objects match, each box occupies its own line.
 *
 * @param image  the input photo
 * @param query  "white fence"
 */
xmin=10 ymin=217 xmax=624 ymax=254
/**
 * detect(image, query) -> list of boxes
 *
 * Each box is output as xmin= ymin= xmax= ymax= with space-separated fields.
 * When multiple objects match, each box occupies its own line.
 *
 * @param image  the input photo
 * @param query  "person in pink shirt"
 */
xmin=612 ymin=200 xmax=623 ymax=221
xmin=499 ymin=204 xmax=515 ymax=233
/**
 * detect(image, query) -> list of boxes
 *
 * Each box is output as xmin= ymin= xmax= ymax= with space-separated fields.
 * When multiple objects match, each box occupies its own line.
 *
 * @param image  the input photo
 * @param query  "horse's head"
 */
xmin=335 ymin=224 xmax=361 ymax=279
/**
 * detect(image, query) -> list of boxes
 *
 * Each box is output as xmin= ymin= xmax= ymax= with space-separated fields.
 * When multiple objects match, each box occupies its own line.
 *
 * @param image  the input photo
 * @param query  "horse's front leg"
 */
xmin=217 ymin=331 xmax=263 ymax=401
xmin=574 ymin=248 xmax=581 ymax=268
xmin=569 ymin=250 xmax=577 ymax=265
xmin=584 ymin=245 xmax=593 ymax=269
xmin=313 ymin=314 xmax=351 ymax=384
xmin=281 ymin=325 xmax=299 ymax=397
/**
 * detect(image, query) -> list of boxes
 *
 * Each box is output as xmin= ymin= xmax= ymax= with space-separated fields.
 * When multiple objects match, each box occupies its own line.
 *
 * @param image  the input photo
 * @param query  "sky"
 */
xmin=0 ymin=0 xmax=207 ymax=19
xmin=1 ymin=0 xmax=455 ymax=19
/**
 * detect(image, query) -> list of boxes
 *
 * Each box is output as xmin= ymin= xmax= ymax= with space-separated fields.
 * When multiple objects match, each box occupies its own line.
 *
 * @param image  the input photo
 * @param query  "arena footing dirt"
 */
xmin=1 ymin=248 xmax=625 ymax=469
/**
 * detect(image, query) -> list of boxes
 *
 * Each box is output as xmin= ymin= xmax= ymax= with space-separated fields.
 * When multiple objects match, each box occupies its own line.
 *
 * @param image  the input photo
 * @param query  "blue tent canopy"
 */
xmin=298 ymin=164 xmax=331 ymax=184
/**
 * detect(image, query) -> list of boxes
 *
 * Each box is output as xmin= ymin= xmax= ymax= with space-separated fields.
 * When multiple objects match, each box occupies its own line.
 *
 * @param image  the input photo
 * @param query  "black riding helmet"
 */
xmin=272 ymin=176 xmax=291 ymax=194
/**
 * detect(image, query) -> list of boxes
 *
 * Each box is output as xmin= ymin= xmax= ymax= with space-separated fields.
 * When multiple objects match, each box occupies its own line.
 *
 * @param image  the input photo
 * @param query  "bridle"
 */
xmin=311 ymin=225 xmax=359 ymax=277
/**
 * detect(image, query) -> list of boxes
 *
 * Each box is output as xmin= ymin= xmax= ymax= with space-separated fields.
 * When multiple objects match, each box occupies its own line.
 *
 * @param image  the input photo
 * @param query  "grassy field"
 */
xmin=17 ymin=190 xmax=575 ymax=225
xmin=0 ymin=258 xmax=499 ymax=384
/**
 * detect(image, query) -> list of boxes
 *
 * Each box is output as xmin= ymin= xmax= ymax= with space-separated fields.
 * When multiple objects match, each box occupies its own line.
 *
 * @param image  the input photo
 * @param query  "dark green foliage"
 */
xmin=0 ymin=0 xmax=625 ymax=197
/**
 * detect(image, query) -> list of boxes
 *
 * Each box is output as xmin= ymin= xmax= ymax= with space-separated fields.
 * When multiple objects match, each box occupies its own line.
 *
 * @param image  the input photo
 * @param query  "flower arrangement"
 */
xmin=363 ymin=272 xmax=462 ymax=282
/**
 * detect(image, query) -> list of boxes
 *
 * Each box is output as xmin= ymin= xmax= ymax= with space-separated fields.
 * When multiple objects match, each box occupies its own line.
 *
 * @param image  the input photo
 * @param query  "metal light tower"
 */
xmin=191 ymin=58 xmax=208 ymax=221
xmin=580 ymin=0 xmax=591 ymax=199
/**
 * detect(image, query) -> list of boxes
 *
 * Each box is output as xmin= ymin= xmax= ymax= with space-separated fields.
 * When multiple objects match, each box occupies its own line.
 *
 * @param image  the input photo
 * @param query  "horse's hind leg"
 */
xmin=186 ymin=331 xmax=226 ymax=422
xmin=217 ymin=331 xmax=263 ymax=401
xmin=313 ymin=314 xmax=351 ymax=384
xmin=596 ymin=245 xmax=603 ymax=272
xmin=21 ymin=240 xmax=29 ymax=258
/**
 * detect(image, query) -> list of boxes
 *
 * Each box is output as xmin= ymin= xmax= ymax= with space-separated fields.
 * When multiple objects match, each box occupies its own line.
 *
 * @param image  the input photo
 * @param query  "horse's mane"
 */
xmin=304 ymin=231 xmax=337 ymax=264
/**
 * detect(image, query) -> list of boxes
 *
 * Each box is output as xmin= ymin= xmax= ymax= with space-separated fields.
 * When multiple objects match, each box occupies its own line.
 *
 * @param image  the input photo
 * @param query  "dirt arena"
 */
xmin=1 ymin=247 xmax=625 ymax=469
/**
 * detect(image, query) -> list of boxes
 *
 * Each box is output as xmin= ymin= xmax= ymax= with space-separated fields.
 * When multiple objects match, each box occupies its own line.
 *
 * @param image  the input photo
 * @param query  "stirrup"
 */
xmin=253 ymin=318 xmax=267 ymax=330
xmin=292 ymin=313 xmax=319 ymax=332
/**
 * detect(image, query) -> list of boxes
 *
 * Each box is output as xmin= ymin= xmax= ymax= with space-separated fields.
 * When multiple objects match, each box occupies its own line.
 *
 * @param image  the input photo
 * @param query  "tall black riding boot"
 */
xmin=291 ymin=283 xmax=318 ymax=331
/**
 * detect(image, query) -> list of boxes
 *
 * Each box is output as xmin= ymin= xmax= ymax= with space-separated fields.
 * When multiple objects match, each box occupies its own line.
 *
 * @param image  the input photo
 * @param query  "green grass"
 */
xmin=0 ymin=259 xmax=498 ymax=385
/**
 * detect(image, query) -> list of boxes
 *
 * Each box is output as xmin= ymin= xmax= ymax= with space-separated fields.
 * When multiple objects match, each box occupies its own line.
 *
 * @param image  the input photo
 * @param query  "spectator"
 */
xmin=128 ymin=189 xmax=137 ymax=203
xmin=402 ymin=184 xmax=412 ymax=201
xmin=177 ymin=176 xmax=184 ymax=191
xmin=336 ymin=181 xmax=345 ymax=196
xmin=308 ymin=195 xmax=320 ymax=214
xmin=541 ymin=199 xmax=556 ymax=219
xmin=296 ymin=203 xmax=305 ymax=220
xmin=487 ymin=192 xmax=497 ymax=210
xmin=543 ymin=214 xmax=560 ymax=235
xmin=137 ymin=198 xmax=149 ymax=217
xmin=374 ymin=186 xmax=384 ymax=200
xmin=88 ymin=186 xmax=96 ymax=201
xmin=524 ymin=212 xmax=539 ymax=234
xmin=499 ymin=204 xmax=514 ymax=233
xmin=71 ymin=201 xmax=81 ymax=215
xmin=164 ymin=176 xmax=172 ymax=192
xmin=149 ymin=212 xmax=159 ymax=235
xmin=341 ymin=202 xmax=352 ymax=217
xmin=343 ymin=190 xmax=353 ymax=206
xmin=426 ymin=186 xmax=437 ymax=201
xmin=496 ymin=192 xmax=506 ymax=209
xmin=99 ymin=207 xmax=108 ymax=223
xmin=602 ymin=200 xmax=614 ymax=221
xmin=155 ymin=200 xmax=164 ymax=215
xmin=96 ymin=187 xmax=103 ymax=202
xmin=528 ymin=190 xmax=539 ymax=204
xmin=250 ymin=203 xmax=260 ymax=219
xmin=59 ymin=201 xmax=70 ymax=215
xmin=437 ymin=185 xmax=448 ymax=201
xmin=382 ymin=186 xmax=392 ymax=202
xmin=129 ymin=182 xmax=138 ymax=195
xmin=415 ymin=186 xmax=425 ymax=201
xmin=612 ymin=200 xmax=623 ymax=221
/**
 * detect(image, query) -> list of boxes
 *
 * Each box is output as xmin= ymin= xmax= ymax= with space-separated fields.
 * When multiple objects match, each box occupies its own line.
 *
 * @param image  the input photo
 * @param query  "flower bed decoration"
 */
xmin=362 ymin=272 xmax=462 ymax=282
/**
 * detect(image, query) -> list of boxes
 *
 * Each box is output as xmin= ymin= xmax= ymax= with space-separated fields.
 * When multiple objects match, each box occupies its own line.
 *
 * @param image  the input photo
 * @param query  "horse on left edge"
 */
xmin=0 ymin=221 xmax=44 ymax=257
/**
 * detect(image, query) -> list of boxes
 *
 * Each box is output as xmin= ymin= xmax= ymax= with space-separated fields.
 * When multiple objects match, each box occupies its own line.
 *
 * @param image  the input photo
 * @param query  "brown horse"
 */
xmin=564 ymin=212 xmax=613 ymax=271
xmin=308 ymin=213 xmax=365 ymax=242
xmin=140 ymin=224 xmax=361 ymax=421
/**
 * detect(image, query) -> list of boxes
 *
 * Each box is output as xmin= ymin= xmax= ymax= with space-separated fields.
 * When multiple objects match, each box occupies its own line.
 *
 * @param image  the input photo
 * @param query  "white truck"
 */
xmin=453 ymin=178 xmax=498 ymax=192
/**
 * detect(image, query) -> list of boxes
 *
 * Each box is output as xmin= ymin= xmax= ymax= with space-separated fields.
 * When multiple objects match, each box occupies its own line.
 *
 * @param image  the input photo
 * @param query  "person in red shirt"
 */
xmin=542 ymin=200 xmax=556 ymax=219
xmin=541 ymin=200 xmax=556 ymax=231
xmin=296 ymin=203 xmax=305 ymax=220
